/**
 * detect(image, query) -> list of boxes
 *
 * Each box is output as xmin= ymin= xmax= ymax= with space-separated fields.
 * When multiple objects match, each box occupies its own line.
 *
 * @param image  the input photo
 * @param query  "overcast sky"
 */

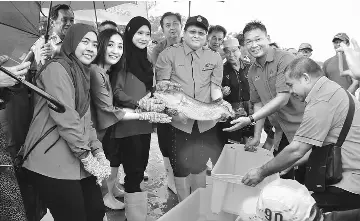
xmin=148 ymin=0 xmax=360 ymax=62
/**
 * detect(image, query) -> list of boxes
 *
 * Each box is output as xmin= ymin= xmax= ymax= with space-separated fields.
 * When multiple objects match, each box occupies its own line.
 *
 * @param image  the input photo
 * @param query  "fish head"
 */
xmin=219 ymin=104 xmax=236 ymax=121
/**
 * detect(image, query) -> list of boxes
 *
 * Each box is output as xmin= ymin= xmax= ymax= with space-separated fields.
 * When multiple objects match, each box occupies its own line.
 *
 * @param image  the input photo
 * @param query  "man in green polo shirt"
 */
xmin=224 ymin=21 xmax=305 ymax=180
xmin=241 ymin=57 xmax=360 ymax=212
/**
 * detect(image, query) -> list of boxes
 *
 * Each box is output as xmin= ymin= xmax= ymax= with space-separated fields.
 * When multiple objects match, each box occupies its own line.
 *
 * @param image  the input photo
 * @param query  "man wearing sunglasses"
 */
xmin=32 ymin=4 xmax=74 ymax=68
xmin=155 ymin=15 xmax=231 ymax=202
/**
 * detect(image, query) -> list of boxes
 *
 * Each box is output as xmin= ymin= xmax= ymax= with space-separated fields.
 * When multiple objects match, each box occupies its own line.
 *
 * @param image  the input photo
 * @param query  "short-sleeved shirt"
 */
xmin=248 ymin=48 xmax=305 ymax=149
xmin=323 ymin=54 xmax=353 ymax=90
xmin=293 ymin=76 xmax=360 ymax=194
xmin=31 ymin=32 xmax=62 ymax=69
xmin=156 ymin=42 xmax=223 ymax=134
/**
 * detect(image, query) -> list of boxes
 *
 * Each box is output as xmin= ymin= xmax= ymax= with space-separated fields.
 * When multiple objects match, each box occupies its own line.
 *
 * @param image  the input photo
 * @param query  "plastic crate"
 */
xmin=211 ymin=144 xmax=279 ymax=215
xmin=158 ymin=186 xmax=237 ymax=221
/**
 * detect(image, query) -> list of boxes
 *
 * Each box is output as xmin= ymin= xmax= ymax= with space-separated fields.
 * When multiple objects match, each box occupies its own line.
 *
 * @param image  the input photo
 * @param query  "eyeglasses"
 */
xmin=187 ymin=29 xmax=207 ymax=37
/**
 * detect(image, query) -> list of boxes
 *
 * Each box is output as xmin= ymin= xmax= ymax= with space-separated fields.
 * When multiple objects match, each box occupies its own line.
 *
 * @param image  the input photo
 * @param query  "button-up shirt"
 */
xmin=31 ymin=32 xmax=62 ymax=69
xmin=248 ymin=48 xmax=305 ymax=149
xmin=156 ymin=42 xmax=223 ymax=134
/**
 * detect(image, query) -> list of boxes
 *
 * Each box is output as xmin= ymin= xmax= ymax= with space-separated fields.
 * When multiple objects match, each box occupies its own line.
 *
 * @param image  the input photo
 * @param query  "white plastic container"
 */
xmin=211 ymin=144 xmax=279 ymax=215
xmin=158 ymin=186 xmax=237 ymax=221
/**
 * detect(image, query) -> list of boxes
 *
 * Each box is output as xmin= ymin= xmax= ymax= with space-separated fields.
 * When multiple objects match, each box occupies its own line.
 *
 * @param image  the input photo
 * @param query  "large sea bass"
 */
xmin=153 ymin=87 xmax=235 ymax=123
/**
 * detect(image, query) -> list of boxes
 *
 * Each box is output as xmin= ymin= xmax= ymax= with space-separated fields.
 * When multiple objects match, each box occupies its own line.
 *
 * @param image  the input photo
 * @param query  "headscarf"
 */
xmin=123 ymin=16 xmax=153 ymax=91
xmin=57 ymin=23 xmax=97 ymax=118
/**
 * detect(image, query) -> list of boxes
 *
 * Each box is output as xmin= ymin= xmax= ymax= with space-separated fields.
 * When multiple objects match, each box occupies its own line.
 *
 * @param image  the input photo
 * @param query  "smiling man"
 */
xmin=156 ymin=15 xmax=231 ymax=202
xmin=241 ymin=57 xmax=360 ymax=212
xmin=224 ymin=21 xmax=305 ymax=180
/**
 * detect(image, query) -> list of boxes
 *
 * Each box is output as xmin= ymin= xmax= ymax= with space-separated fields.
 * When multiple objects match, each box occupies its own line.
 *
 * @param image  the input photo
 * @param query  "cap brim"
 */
xmin=299 ymin=48 xmax=313 ymax=52
xmin=332 ymin=37 xmax=346 ymax=42
xmin=185 ymin=22 xmax=208 ymax=31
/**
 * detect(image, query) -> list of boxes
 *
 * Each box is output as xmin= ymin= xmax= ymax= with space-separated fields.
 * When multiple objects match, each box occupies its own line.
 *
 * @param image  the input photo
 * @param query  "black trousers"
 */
xmin=157 ymin=123 xmax=172 ymax=158
xmin=168 ymin=122 xmax=223 ymax=177
xmin=312 ymin=186 xmax=360 ymax=212
xmin=116 ymin=134 xmax=151 ymax=193
xmin=26 ymin=169 xmax=105 ymax=221
xmin=273 ymin=134 xmax=295 ymax=180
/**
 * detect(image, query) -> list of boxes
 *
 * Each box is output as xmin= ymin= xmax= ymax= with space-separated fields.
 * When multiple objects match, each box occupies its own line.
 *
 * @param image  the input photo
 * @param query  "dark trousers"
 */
xmin=273 ymin=134 xmax=295 ymax=180
xmin=118 ymin=134 xmax=151 ymax=193
xmin=312 ymin=186 xmax=360 ymax=212
xmin=157 ymin=123 xmax=172 ymax=158
xmin=26 ymin=169 xmax=105 ymax=221
xmin=168 ymin=122 xmax=223 ymax=177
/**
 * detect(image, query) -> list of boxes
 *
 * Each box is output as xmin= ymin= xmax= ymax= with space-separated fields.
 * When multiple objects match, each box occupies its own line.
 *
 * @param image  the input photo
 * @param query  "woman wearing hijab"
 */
xmin=110 ymin=16 xmax=162 ymax=221
xmin=21 ymin=24 xmax=111 ymax=221
xmin=90 ymin=29 xmax=170 ymax=210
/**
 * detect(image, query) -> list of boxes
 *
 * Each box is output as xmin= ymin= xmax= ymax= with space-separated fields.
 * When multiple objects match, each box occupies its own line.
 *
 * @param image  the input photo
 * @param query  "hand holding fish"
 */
xmin=137 ymin=93 xmax=166 ymax=112
xmin=139 ymin=112 xmax=172 ymax=123
xmin=223 ymin=116 xmax=251 ymax=132
xmin=156 ymin=80 xmax=183 ymax=92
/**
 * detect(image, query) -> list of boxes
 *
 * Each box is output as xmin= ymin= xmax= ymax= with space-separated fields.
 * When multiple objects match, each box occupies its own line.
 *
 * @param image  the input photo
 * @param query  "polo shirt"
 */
xmin=323 ymin=53 xmax=353 ymax=90
xmin=293 ymin=76 xmax=360 ymax=194
xmin=155 ymin=42 xmax=223 ymax=134
xmin=248 ymin=48 xmax=305 ymax=149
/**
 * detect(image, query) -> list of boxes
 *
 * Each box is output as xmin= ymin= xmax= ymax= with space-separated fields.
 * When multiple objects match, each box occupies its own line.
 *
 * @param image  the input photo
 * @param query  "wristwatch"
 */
xmin=248 ymin=115 xmax=256 ymax=126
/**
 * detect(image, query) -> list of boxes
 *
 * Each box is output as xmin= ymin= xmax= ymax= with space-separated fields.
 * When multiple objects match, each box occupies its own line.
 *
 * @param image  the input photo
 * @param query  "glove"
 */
xmin=156 ymin=81 xmax=183 ymax=92
xmin=138 ymin=93 xmax=166 ymax=112
xmin=139 ymin=112 xmax=172 ymax=123
xmin=95 ymin=152 xmax=110 ymax=168
xmin=221 ymin=86 xmax=231 ymax=96
xmin=81 ymin=152 xmax=111 ymax=185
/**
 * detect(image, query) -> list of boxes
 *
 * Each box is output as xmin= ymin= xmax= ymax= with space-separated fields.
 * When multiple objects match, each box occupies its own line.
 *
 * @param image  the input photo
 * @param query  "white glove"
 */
xmin=155 ymin=81 xmax=183 ymax=92
xmin=81 ymin=152 xmax=111 ymax=185
xmin=139 ymin=112 xmax=172 ymax=123
xmin=138 ymin=93 xmax=166 ymax=112
xmin=95 ymin=152 xmax=110 ymax=168
xmin=221 ymin=86 xmax=231 ymax=96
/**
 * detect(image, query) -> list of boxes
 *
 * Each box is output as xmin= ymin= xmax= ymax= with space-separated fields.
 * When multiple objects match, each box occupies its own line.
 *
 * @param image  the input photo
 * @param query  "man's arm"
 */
xmin=347 ymin=79 xmax=359 ymax=94
xmin=260 ymin=141 xmax=312 ymax=177
xmin=210 ymin=54 xmax=224 ymax=101
xmin=253 ymin=102 xmax=265 ymax=139
xmin=252 ymin=92 xmax=290 ymax=121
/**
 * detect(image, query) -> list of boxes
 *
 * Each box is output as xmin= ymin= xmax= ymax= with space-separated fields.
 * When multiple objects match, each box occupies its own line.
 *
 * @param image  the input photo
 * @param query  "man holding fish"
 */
xmin=155 ymin=15 xmax=233 ymax=202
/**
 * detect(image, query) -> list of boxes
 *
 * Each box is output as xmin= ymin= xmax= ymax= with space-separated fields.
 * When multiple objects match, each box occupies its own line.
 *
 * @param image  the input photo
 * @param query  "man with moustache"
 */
xmin=224 ymin=21 xmax=305 ymax=180
xmin=32 ymin=4 xmax=74 ymax=68
xmin=150 ymin=12 xmax=183 ymax=194
xmin=156 ymin=15 xmax=232 ymax=201
xmin=151 ymin=12 xmax=183 ymax=65
xmin=207 ymin=25 xmax=227 ymax=60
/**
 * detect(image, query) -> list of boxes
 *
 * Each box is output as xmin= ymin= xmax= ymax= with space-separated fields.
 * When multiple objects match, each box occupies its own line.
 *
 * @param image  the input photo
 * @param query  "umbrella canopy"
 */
xmin=39 ymin=1 xmax=136 ymax=11
xmin=0 ymin=1 xmax=41 ymax=66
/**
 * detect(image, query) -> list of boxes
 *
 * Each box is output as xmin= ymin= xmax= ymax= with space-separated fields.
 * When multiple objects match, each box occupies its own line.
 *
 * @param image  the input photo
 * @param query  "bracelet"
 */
xmin=248 ymin=115 xmax=256 ymax=126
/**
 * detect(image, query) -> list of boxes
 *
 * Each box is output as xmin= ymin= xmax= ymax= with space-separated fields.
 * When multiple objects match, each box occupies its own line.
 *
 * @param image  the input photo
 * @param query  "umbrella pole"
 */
xmin=44 ymin=1 xmax=53 ymax=43
xmin=0 ymin=66 xmax=65 ymax=113
xmin=93 ymin=1 xmax=98 ymax=29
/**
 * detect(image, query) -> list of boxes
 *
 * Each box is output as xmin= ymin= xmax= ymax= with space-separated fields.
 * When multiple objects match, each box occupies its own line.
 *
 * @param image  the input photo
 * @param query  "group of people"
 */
xmin=1 ymin=3 xmax=360 ymax=221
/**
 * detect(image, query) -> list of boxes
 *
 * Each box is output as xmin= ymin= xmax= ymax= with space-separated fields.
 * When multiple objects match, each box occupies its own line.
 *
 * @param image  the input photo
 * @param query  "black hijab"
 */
xmin=123 ymin=16 xmax=153 ymax=91
xmin=57 ymin=23 xmax=96 ymax=118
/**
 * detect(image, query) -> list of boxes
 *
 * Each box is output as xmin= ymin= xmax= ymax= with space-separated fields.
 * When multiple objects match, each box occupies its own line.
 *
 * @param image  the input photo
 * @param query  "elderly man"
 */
xmin=242 ymin=57 xmax=360 ymax=212
xmin=220 ymin=38 xmax=253 ymax=145
xmin=32 ymin=4 xmax=74 ymax=68
xmin=298 ymin=43 xmax=313 ymax=58
xmin=156 ymin=15 xmax=232 ymax=202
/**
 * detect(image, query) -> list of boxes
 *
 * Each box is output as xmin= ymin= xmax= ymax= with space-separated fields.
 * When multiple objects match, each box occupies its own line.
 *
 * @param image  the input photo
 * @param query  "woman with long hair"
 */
xmin=22 ymin=23 xmax=111 ymax=221
xmin=110 ymin=16 xmax=161 ymax=221
xmin=90 ymin=29 xmax=170 ymax=210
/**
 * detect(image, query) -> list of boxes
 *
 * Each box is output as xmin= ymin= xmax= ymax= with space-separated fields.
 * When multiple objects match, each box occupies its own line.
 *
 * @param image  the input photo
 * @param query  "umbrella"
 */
xmin=0 ymin=1 xmax=41 ymax=66
xmin=0 ymin=1 xmax=65 ymax=113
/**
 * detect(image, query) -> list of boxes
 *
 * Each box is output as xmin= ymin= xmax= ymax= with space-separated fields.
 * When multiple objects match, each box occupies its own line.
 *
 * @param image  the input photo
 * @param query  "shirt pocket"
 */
xmin=199 ymin=64 xmax=215 ymax=87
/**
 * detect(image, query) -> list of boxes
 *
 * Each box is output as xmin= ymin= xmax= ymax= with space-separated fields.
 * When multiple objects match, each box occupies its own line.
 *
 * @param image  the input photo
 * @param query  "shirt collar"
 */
xmin=254 ymin=47 xmax=275 ymax=68
xmin=305 ymin=76 xmax=328 ymax=103
xmin=183 ymin=42 xmax=202 ymax=58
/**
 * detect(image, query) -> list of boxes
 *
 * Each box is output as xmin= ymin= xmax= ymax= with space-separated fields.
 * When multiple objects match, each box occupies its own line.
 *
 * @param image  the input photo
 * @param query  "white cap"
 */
xmin=256 ymin=179 xmax=316 ymax=221
xmin=223 ymin=38 xmax=240 ymax=48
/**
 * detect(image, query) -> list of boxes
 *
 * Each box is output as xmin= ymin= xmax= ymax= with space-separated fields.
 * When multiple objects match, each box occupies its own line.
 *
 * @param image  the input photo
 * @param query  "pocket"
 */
xmin=199 ymin=69 xmax=213 ymax=87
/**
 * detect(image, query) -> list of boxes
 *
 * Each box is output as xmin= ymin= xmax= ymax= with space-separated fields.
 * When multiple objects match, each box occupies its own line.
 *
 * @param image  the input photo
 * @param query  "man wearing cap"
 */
xmin=220 ymin=38 xmax=254 ymax=145
xmin=298 ymin=43 xmax=313 ymax=58
xmin=323 ymin=33 xmax=359 ymax=94
xmin=156 ymin=15 xmax=232 ymax=202
xmin=237 ymin=179 xmax=360 ymax=221
xmin=242 ymin=57 xmax=360 ymax=212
